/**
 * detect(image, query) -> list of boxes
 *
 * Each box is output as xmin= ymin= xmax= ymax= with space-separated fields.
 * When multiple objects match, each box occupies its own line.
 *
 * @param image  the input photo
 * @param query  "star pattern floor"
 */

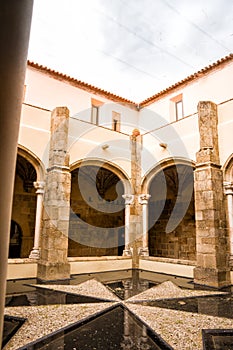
xmin=3 ymin=276 xmax=233 ymax=350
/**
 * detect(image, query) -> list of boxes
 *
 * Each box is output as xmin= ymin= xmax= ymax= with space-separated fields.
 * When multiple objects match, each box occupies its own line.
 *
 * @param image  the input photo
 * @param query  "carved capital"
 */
xmin=122 ymin=194 xmax=134 ymax=205
xmin=138 ymin=194 xmax=151 ymax=205
xmin=224 ymin=182 xmax=233 ymax=196
xmin=33 ymin=181 xmax=45 ymax=194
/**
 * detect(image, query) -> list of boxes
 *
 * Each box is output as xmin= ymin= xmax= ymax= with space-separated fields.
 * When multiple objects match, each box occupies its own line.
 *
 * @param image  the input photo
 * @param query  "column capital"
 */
xmin=138 ymin=194 xmax=151 ymax=205
xmin=33 ymin=181 xmax=45 ymax=194
xmin=122 ymin=194 xmax=134 ymax=205
xmin=224 ymin=182 xmax=233 ymax=195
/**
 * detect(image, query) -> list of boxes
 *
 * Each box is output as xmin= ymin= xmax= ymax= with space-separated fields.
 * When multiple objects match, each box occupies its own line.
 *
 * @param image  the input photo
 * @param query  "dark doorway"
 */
xmin=8 ymin=220 xmax=22 ymax=258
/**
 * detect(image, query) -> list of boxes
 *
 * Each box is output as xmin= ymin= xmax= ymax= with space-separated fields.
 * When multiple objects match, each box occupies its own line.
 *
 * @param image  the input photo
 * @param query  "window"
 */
xmin=175 ymin=100 xmax=183 ymax=120
xmin=112 ymin=111 xmax=121 ymax=132
xmin=91 ymin=105 xmax=99 ymax=125
xmin=91 ymin=98 xmax=103 ymax=125
xmin=170 ymin=93 xmax=183 ymax=121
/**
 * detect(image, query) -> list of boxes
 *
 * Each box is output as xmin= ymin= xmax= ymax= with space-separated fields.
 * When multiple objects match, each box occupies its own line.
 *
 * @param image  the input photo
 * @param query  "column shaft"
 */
xmin=194 ymin=101 xmax=230 ymax=287
xmin=37 ymin=107 xmax=71 ymax=281
xmin=0 ymin=1 xmax=33 ymax=344
xmin=29 ymin=181 xmax=45 ymax=259
xmin=224 ymin=183 xmax=233 ymax=261
xmin=122 ymin=194 xmax=134 ymax=256
xmin=138 ymin=194 xmax=151 ymax=256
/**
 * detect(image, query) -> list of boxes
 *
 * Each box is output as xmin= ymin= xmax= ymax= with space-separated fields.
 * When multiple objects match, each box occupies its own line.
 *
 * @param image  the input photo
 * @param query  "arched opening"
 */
xmin=148 ymin=163 xmax=196 ymax=260
xmin=8 ymin=220 xmax=22 ymax=258
xmin=69 ymin=164 xmax=126 ymax=257
xmin=11 ymin=154 xmax=37 ymax=258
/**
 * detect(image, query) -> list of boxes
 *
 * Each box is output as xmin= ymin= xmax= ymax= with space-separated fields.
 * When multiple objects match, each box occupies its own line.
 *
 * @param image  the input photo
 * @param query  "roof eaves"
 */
xmin=27 ymin=61 xmax=138 ymax=109
xmin=139 ymin=53 xmax=233 ymax=108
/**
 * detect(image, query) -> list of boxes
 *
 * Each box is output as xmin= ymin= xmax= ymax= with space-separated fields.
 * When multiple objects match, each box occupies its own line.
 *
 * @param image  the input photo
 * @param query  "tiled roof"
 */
xmin=27 ymin=61 xmax=137 ymax=108
xmin=28 ymin=53 xmax=233 ymax=109
xmin=140 ymin=53 xmax=233 ymax=108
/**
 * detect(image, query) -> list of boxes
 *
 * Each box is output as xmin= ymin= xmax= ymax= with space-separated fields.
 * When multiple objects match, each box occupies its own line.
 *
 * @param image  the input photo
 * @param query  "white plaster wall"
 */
xmin=69 ymin=257 xmax=132 ymax=275
xmin=138 ymin=61 xmax=233 ymax=129
xmin=139 ymin=259 xmax=194 ymax=278
xmin=141 ymin=113 xmax=199 ymax=176
xmin=25 ymin=67 xmax=138 ymax=134
xmin=68 ymin=119 xmax=132 ymax=178
xmin=18 ymin=104 xmax=50 ymax=167
xmin=218 ymin=100 xmax=233 ymax=167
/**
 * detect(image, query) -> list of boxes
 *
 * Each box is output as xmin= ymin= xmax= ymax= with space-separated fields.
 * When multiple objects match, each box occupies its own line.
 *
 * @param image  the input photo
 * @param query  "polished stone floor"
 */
xmin=3 ymin=270 xmax=233 ymax=350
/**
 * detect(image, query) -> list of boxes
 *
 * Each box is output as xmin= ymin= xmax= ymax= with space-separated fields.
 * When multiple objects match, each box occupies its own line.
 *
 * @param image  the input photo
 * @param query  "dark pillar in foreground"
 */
xmin=0 ymin=0 xmax=34 ymax=345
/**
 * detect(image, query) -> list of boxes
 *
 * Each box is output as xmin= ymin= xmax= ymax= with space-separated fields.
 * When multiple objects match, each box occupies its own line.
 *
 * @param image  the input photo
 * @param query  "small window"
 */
xmin=91 ymin=105 xmax=99 ymax=125
xmin=91 ymin=98 xmax=104 ymax=125
xmin=170 ymin=93 xmax=183 ymax=121
xmin=175 ymin=100 xmax=183 ymax=120
xmin=112 ymin=111 xmax=121 ymax=131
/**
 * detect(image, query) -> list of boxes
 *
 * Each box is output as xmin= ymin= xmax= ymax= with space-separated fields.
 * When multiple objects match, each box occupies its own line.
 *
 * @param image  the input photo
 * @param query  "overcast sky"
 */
xmin=28 ymin=0 xmax=233 ymax=102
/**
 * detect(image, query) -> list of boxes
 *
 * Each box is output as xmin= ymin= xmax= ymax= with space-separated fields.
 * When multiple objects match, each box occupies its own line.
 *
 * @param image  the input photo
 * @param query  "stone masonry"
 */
xmin=194 ymin=101 xmax=230 ymax=287
xmin=37 ymin=107 xmax=71 ymax=281
xmin=130 ymin=129 xmax=143 ymax=268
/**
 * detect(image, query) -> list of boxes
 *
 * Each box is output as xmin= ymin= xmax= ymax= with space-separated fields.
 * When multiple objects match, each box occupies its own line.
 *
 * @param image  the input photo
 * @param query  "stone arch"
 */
xmin=69 ymin=159 xmax=131 ymax=257
xmin=142 ymin=157 xmax=195 ymax=193
xmin=17 ymin=145 xmax=45 ymax=181
xmin=11 ymin=147 xmax=44 ymax=258
xmin=70 ymin=158 xmax=132 ymax=194
xmin=143 ymin=157 xmax=196 ymax=261
xmin=222 ymin=153 xmax=233 ymax=182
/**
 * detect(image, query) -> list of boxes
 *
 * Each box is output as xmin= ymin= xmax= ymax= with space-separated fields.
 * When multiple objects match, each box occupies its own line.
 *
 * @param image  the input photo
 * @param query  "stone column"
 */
xmin=29 ymin=181 xmax=45 ymax=259
xmin=37 ymin=107 xmax=71 ymax=281
xmin=0 ymin=1 xmax=33 ymax=345
xmin=194 ymin=101 xmax=230 ymax=288
xmin=130 ymin=129 xmax=143 ymax=268
xmin=138 ymin=194 xmax=151 ymax=256
xmin=122 ymin=194 xmax=134 ymax=256
xmin=224 ymin=182 xmax=233 ymax=265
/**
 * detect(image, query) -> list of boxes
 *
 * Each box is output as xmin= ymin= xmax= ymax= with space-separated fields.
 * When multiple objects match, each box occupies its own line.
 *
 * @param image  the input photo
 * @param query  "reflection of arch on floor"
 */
xmin=11 ymin=148 xmax=44 ymax=258
xmin=143 ymin=159 xmax=196 ymax=261
xmin=8 ymin=220 xmax=22 ymax=258
xmin=69 ymin=160 xmax=130 ymax=257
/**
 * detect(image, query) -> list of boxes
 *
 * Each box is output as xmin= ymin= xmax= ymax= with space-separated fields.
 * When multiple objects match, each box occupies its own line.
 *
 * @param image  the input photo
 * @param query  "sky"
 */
xmin=28 ymin=0 xmax=233 ymax=102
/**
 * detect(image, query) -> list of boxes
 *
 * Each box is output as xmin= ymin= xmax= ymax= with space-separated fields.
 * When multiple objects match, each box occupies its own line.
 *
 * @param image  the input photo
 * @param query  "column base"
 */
xmin=29 ymin=248 xmax=40 ymax=259
xmin=123 ymin=249 xmax=132 ymax=257
xmin=37 ymin=261 xmax=70 ymax=281
xmin=194 ymin=266 xmax=230 ymax=288
xmin=138 ymin=247 xmax=149 ymax=256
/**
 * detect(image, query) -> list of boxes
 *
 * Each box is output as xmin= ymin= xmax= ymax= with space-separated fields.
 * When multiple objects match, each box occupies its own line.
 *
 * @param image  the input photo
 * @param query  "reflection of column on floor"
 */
xmin=224 ymin=182 xmax=233 ymax=266
xmin=122 ymin=279 xmax=132 ymax=300
xmin=37 ymin=289 xmax=66 ymax=305
xmin=122 ymin=194 xmax=134 ymax=256
xmin=29 ymin=181 xmax=45 ymax=259
xmin=138 ymin=194 xmax=151 ymax=256
xmin=26 ymin=291 xmax=38 ymax=306
xmin=121 ymin=309 xmax=133 ymax=349
xmin=138 ymin=325 xmax=149 ymax=348
xmin=197 ymin=297 xmax=220 ymax=318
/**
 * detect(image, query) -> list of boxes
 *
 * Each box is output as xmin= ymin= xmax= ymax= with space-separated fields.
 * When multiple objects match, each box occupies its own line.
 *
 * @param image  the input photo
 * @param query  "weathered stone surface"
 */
xmin=194 ymin=101 xmax=230 ymax=287
xmin=38 ymin=107 xmax=71 ymax=281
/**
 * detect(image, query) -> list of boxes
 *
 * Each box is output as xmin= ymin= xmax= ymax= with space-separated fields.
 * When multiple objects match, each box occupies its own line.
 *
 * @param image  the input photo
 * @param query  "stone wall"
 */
xmin=11 ymin=172 xmax=36 ymax=258
xmin=69 ymin=167 xmax=124 ymax=257
xmin=149 ymin=196 xmax=196 ymax=260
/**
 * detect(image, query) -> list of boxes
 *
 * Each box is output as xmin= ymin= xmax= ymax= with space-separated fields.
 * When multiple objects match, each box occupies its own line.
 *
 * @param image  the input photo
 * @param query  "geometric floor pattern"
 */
xmin=3 ymin=275 xmax=233 ymax=350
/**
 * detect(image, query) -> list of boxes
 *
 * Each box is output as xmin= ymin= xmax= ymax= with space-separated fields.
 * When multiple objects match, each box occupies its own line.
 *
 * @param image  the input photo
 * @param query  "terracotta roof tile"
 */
xmin=27 ymin=61 xmax=137 ymax=108
xmin=27 ymin=53 xmax=233 ymax=109
xmin=139 ymin=53 xmax=233 ymax=108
